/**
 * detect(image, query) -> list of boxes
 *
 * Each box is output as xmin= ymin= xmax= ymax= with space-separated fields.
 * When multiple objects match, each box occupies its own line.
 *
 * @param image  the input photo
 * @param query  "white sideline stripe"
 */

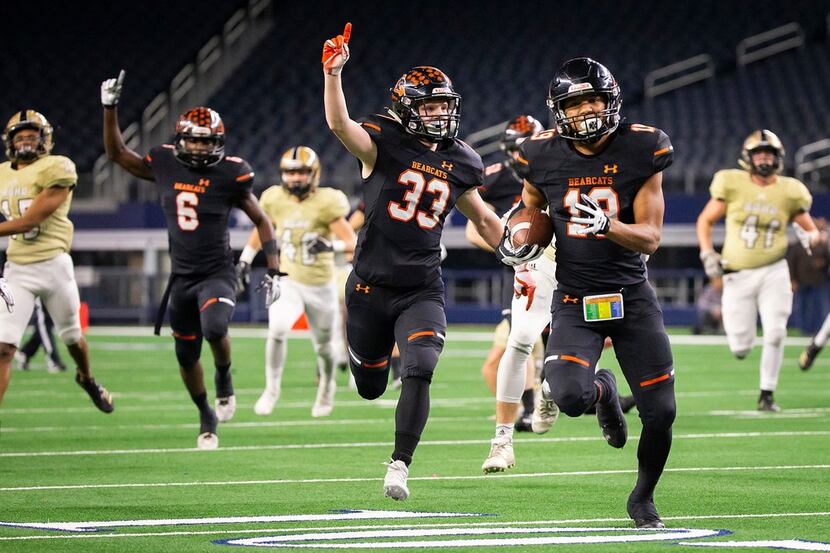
xmin=0 ymin=427 xmax=827 ymax=459
xmin=0 ymin=511 xmax=828 ymax=542
xmin=1 ymin=464 xmax=828 ymax=493
xmin=83 ymin=326 xmax=813 ymax=346
xmin=3 ymin=407 xmax=829 ymax=433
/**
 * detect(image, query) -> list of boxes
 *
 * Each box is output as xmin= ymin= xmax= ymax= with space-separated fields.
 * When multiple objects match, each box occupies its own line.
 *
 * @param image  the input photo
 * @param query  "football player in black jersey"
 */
xmin=101 ymin=70 xmax=280 ymax=450
xmin=501 ymin=58 xmax=677 ymax=528
xmin=323 ymin=23 xmax=503 ymax=500
xmin=467 ymin=116 xmax=544 ymax=429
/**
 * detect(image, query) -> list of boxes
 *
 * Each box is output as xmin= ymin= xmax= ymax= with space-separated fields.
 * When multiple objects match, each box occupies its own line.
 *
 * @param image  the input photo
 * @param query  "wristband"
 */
xmin=332 ymin=240 xmax=346 ymax=253
xmin=240 ymin=245 xmax=258 ymax=264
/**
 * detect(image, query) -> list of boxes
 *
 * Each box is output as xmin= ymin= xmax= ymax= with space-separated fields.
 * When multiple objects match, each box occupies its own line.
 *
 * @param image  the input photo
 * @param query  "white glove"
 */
xmin=792 ymin=223 xmax=815 ymax=256
xmin=257 ymin=270 xmax=283 ymax=308
xmin=322 ymin=23 xmax=351 ymax=75
xmin=0 ymin=277 xmax=14 ymax=313
xmin=101 ymin=69 xmax=125 ymax=107
xmin=699 ymin=250 xmax=723 ymax=279
xmin=571 ymin=193 xmax=610 ymax=235
xmin=495 ymin=226 xmax=543 ymax=267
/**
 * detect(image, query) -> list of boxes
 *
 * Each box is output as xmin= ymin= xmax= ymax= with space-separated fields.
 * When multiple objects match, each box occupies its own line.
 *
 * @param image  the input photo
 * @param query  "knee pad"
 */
xmin=544 ymin=357 xmax=597 ymax=417
xmin=732 ymin=348 xmax=751 ymax=360
xmin=637 ymin=381 xmax=676 ymax=432
xmin=175 ymin=337 xmax=202 ymax=371
xmin=401 ymin=335 xmax=443 ymax=382
xmin=505 ymin=336 xmax=534 ymax=356
xmin=349 ymin=347 xmax=390 ymax=400
xmin=58 ymin=325 xmax=83 ymax=346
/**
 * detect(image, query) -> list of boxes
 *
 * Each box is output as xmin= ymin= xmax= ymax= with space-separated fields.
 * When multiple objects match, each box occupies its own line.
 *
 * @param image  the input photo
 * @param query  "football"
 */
xmin=507 ymin=206 xmax=554 ymax=249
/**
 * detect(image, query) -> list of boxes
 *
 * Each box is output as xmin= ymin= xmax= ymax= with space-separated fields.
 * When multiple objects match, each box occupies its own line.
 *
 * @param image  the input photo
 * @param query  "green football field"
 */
xmin=0 ymin=326 xmax=828 ymax=552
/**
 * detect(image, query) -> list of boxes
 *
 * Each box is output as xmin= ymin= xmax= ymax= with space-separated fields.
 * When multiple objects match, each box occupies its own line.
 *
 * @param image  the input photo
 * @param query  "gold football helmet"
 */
xmin=739 ymin=129 xmax=785 ymax=177
xmin=280 ymin=146 xmax=320 ymax=199
xmin=2 ymin=110 xmax=54 ymax=163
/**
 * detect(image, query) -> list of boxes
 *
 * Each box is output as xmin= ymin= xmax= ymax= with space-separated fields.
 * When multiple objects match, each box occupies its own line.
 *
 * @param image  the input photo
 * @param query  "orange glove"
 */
xmin=322 ymin=22 xmax=352 ymax=75
xmin=514 ymin=264 xmax=536 ymax=311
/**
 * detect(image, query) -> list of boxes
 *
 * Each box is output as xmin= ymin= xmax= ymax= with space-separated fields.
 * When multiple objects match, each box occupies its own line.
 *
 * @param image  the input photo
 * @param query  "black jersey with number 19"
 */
xmin=354 ymin=114 xmax=483 ymax=288
xmin=144 ymin=145 xmax=254 ymax=276
xmin=520 ymin=123 xmax=673 ymax=292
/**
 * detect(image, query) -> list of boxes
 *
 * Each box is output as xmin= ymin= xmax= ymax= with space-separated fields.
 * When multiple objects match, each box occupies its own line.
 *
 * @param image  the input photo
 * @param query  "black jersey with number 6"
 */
xmin=520 ymin=124 xmax=673 ymax=292
xmin=354 ymin=114 xmax=483 ymax=288
xmin=144 ymin=145 xmax=254 ymax=275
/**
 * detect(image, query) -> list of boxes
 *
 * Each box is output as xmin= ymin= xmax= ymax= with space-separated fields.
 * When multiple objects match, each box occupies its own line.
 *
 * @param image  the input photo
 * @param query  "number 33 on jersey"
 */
xmin=352 ymin=114 xmax=484 ymax=288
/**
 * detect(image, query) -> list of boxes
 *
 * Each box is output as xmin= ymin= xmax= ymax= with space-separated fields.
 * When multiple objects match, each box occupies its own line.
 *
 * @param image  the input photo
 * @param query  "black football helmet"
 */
xmin=739 ymin=129 xmax=785 ymax=177
xmin=174 ymin=107 xmax=225 ymax=168
xmin=500 ymin=115 xmax=543 ymax=169
xmin=389 ymin=66 xmax=461 ymax=142
xmin=546 ymin=57 xmax=621 ymax=143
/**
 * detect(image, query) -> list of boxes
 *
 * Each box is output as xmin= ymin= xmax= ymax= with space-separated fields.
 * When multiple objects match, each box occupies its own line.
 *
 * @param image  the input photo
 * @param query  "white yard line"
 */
xmin=0 ymin=511 xmax=828 ymax=541
xmin=0 ymin=431 xmax=828 ymax=460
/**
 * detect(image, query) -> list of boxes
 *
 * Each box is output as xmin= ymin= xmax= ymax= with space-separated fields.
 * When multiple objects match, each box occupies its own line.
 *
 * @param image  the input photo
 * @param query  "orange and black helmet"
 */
xmin=389 ymin=66 xmax=461 ymax=142
xmin=174 ymin=107 xmax=225 ymax=168
xmin=3 ymin=110 xmax=54 ymax=163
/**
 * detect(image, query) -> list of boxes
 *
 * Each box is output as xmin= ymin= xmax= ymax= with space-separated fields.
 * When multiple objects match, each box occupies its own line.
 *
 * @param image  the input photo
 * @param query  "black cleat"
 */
xmin=757 ymin=391 xmax=781 ymax=412
xmin=75 ymin=373 xmax=114 ymax=413
xmin=799 ymin=343 xmax=821 ymax=372
xmin=627 ymin=497 xmax=665 ymax=528
xmin=595 ymin=369 xmax=627 ymax=448
xmin=513 ymin=414 xmax=533 ymax=432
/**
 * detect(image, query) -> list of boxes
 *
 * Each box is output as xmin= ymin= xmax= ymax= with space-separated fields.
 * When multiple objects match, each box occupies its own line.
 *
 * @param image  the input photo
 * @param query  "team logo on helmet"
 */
xmin=2 ymin=110 xmax=54 ymax=163
xmin=280 ymin=146 xmax=320 ymax=199
xmin=174 ymin=107 xmax=226 ymax=168
xmin=739 ymin=129 xmax=785 ymax=177
xmin=389 ymin=66 xmax=461 ymax=142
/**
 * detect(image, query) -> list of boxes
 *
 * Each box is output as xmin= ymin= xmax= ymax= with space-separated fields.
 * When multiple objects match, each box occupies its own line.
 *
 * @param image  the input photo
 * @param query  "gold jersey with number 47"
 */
xmin=711 ymin=168 xmax=812 ymax=271
xmin=0 ymin=155 xmax=76 ymax=264
xmin=259 ymin=185 xmax=349 ymax=285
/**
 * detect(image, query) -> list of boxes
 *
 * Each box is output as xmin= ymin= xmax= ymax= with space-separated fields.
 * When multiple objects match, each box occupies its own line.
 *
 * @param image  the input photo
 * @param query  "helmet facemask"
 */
xmin=3 ymin=110 xmax=54 ymax=164
xmin=280 ymin=146 xmax=320 ymax=199
xmin=548 ymin=91 xmax=621 ymax=144
xmin=174 ymin=108 xmax=225 ymax=168
xmin=739 ymin=130 xmax=785 ymax=177
xmin=389 ymin=67 xmax=461 ymax=142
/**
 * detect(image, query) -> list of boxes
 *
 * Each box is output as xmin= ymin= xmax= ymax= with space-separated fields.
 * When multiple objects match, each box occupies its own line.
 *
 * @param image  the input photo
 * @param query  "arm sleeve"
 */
xmin=652 ymin=130 xmax=674 ymax=173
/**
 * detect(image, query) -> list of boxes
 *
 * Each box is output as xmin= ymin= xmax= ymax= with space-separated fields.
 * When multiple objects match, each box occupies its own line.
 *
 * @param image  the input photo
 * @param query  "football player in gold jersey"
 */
xmin=697 ymin=130 xmax=820 ymax=411
xmin=236 ymin=146 xmax=356 ymax=417
xmin=0 ymin=110 xmax=113 ymax=411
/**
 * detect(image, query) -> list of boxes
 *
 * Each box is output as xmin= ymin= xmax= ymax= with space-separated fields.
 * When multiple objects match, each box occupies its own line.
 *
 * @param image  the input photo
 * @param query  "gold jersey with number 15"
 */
xmin=710 ymin=168 xmax=811 ymax=271
xmin=0 ymin=155 xmax=76 ymax=264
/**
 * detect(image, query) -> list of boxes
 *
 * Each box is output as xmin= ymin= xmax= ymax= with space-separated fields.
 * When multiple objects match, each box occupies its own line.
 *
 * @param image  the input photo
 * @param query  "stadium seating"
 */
xmin=1 ymin=0 xmax=248 ymax=170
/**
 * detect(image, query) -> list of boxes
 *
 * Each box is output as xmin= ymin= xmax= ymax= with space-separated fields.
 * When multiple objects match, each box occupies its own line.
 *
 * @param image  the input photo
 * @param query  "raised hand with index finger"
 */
xmin=322 ymin=22 xmax=351 ymax=75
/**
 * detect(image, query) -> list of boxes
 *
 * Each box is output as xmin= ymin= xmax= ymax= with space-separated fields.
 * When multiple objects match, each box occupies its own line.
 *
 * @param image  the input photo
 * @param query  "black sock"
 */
xmin=760 ymin=389 xmax=774 ymax=399
xmin=392 ymin=376 xmax=430 ymax=466
xmin=630 ymin=426 xmax=672 ymax=503
xmin=190 ymin=391 xmax=211 ymax=414
xmin=214 ymin=363 xmax=233 ymax=397
xmin=521 ymin=388 xmax=535 ymax=415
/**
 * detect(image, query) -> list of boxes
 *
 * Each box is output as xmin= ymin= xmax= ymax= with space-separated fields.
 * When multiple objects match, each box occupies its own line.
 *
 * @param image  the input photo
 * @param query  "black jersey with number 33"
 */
xmin=520 ymin=123 xmax=673 ymax=292
xmin=144 ymin=145 xmax=254 ymax=275
xmin=354 ymin=114 xmax=483 ymax=288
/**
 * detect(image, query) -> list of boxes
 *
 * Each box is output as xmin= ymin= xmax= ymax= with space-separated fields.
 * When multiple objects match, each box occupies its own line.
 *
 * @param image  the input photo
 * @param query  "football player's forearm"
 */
xmin=696 ymin=218 xmax=715 ymax=252
xmin=607 ymin=221 xmax=661 ymax=255
xmin=0 ymin=218 xmax=37 ymax=236
xmin=324 ymin=75 xmax=352 ymax=134
xmin=475 ymin=211 xmax=504 ymax=250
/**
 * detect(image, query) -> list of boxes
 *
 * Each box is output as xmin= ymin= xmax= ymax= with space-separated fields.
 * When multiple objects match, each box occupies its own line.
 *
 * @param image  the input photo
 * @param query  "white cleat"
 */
xmin=196 ymin=432 xmax=219 ymax=450
xmin=532 ymin=381 xmax=560 ymax=434
xmin=383 ymin=459 xmax=410 ymax=500
xmin=311 ymin=378 xmax=336 ymax=417
xmin=482 ymin=436 xmax=515 ymax=474
xmin=215 ymin=395 xmax=236 ymax=422
xmin=348 ymin=371 xmax=357 ymax=391
xmin=254 ymin=388 xmax=280 ymax=416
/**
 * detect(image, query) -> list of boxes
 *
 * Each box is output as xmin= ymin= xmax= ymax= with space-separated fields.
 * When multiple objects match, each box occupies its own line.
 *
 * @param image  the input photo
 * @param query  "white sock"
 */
xmin=814 ymin=313 xmax=830 ymax=347
xmin=759 ymin=340 xmax=783 ymax=392
xmin=495 ymin=424 xmax=513 ymax=440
